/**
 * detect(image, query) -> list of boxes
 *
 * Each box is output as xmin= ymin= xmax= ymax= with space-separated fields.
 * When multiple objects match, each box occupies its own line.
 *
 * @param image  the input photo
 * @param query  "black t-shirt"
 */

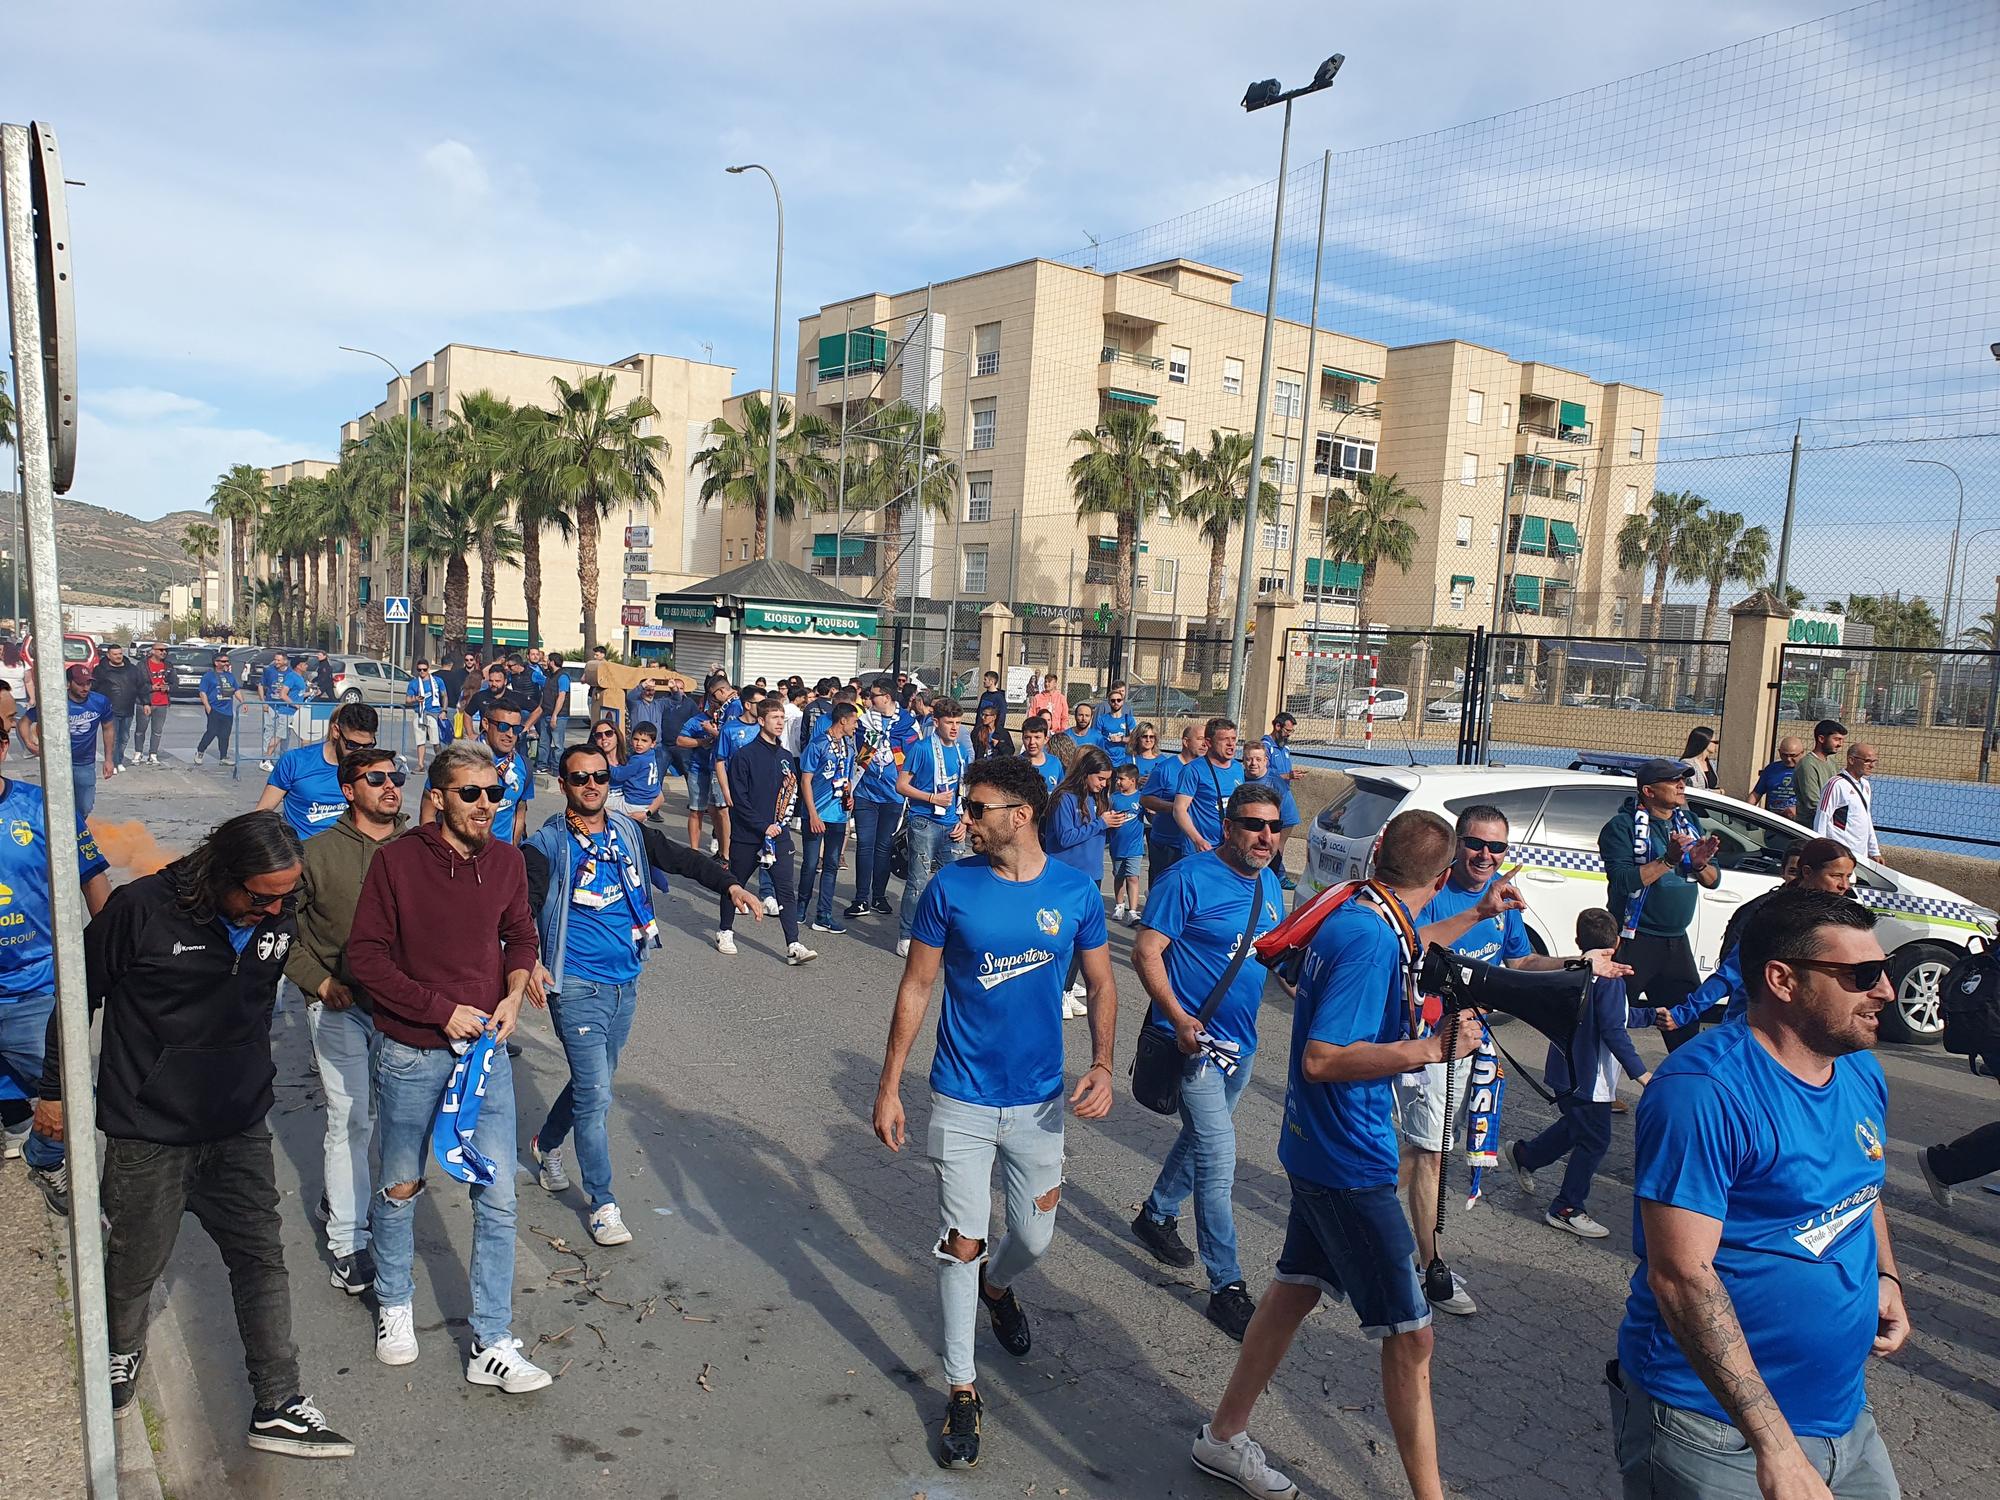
xmin=465 ymin=685 xmax=535 ymax=722
xmin=438 ymin=667 xmax=470 ymax=708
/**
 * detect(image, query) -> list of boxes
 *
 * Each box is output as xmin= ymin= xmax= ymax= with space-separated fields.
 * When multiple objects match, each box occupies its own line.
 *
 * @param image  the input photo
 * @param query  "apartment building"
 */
xmin=783 ymin=257 xmax=1660 ymax=676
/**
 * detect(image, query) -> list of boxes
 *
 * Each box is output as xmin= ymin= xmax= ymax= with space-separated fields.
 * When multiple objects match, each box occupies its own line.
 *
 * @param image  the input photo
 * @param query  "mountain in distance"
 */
xmin=0 ymin=494 xmax=207 ymax=603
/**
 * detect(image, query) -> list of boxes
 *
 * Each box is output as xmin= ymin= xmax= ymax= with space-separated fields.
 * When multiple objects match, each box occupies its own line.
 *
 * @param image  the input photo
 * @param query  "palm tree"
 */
xmin=247 ymin=577 xmax=288 ymax=646
xmin=407 ymin=484 xmax=483 ymax=658
xmin=208 ymin=462 xmax=268 ymax=631
xmin=693 ymin=394 xmax=837 ymax=561
xmin=1960 ymin=609 xmax=1998 ymax=650
xmin=1176 ymin=430 xmax=1276 ymax=681
xmin=849 ymin=402 xmax=958 ymax=612
xmin=508 ymin=406 xmax=570 ymax=651
xmin=444 ymin=391 xmax=525 ymax=649
xmin=180 ymin=522 xmax=219 ymax=628
xmin=0 ymin=369 xmax=14 ymax=453
xmin=1616 ymin=489 xmax=1709 ymax=641
xmin=1323 ymin=472 xmax=1423 ymax=647
xmin=320 ymin=454 xmax=386 ymax=651
xmin=1758 ymin=580 xmax=1806 ymax=610
xmin=343 ymin=415 xmax=446 ymax=654
xmin=527 ymin=374 xmax=667 ymax=653
xmin=1684 ymin=510 xmax=1770 ymax=693
xmin=1068 ymin=406 xmax=1177 ymax=621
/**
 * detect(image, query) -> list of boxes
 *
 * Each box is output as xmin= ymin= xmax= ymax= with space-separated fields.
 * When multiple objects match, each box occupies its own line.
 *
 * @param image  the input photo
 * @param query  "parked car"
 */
xmin=1122 ymin=685 xmax=1201 ymax=718
xmin=329 ymin=656 xmax=414 ymax=706
xmin=166 ymin=645 xmax=215 ymax=701
xmin=1300 ymin=763 xmax=1994 ymax=1045
xmin=1425 ymin=693 xmax=1465 ymax=722
xmin=1308 ymin=686 xmax=1410 ymax=722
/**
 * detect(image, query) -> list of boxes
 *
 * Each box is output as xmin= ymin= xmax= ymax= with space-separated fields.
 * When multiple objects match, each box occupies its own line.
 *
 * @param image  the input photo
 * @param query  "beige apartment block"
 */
xmin=782 ymin=256 xmax=1660 ymax=688
xmin=331 ymin=343 xmax=739 ymax=654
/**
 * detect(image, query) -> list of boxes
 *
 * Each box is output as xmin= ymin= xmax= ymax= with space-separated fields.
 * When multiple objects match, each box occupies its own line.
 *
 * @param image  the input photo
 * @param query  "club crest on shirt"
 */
xmin=1853 ymin=1118 xmax=1883 ymax=1162
xmin=256 ymin=931 xmax=293 ymax=963
xmin=9 ymin=820 xmax=32 ymax=847
xmin=1035 ymin=908 xmax=1062 ymax=936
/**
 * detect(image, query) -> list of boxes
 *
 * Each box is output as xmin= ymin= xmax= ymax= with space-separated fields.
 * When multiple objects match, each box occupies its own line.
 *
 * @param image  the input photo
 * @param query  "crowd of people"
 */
xmin=0 ymin=654 xmax=1989 ymax=1500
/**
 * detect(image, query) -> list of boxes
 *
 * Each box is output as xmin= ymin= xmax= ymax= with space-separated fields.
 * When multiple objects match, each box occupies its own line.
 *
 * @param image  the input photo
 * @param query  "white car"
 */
xmin=1300 ymin=763 xmax=1995 ymax=1045
xmin=1309 ymin=687 xmax=1410 ymax=722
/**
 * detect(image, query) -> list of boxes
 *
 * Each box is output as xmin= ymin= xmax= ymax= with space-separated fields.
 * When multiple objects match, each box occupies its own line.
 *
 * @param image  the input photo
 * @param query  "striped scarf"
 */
xmin=1621 ymin=804 xmax=1699 ymax=940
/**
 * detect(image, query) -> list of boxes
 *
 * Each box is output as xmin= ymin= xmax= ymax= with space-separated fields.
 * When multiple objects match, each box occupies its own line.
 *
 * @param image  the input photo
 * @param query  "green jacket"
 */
xmin=1794 ymin=750 xmax=1837 ymax=825
xmin=284 ymin=809 xmax=408 ymax=1010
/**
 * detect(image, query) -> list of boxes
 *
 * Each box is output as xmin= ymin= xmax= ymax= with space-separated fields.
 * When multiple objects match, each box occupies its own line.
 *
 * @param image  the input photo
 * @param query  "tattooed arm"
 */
xmin=1641 ymin=1202 xmax=1833 ymax=1500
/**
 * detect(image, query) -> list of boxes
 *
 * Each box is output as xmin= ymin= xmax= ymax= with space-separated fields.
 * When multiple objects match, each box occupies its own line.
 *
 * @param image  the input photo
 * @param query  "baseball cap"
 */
xmin=66 ymin=663 xmax=92 ymax=686
xmin=1634 ymin=757 xmax=1690 ymax=788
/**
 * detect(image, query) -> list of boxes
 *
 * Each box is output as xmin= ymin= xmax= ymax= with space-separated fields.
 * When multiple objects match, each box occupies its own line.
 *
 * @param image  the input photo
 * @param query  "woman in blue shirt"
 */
xmin=1130 ymin=722 xmax=1165 ymax=786
xmin=1042 ymin=747 xmax=1133 ymax=1015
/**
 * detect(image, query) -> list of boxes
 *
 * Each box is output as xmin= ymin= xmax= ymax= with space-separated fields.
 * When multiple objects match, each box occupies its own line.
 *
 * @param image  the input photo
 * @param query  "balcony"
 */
xmin=1101 ymin=273 xmax=1173 ymax=327
xmin=1098 ymin=346 xmax=1165 ymax=406
xmin=1519 ymin=394 xmax=1592 ymax=445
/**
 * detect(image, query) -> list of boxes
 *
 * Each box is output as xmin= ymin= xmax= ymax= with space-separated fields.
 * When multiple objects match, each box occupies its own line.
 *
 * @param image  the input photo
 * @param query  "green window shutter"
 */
xmin=1449 ymin=574 xmax=1475 ymax=588
xmin=1332 ymin=562 xmax=1363 ymax=589
xmin=1104 ymin=388 xmax=1157 ymax=407
xmin=818 ymin=333 xmax=847 ymax=377
xmin=1321 ymin=367 xmax=1380 ymax=384
xmin=1558 ymin=400 xmax=1587 ymax=431
xmin=1305 ymin=558 xmax=1322 ymax=587
xmin=1512 ymin=575 xmax=1542 ymax=610
xmin=812 ymin=533 xmax=863 ymax=559
xmin=1518 ymin=515 xmax=1548 ymax=553
xmin=358 ymin=577 xmax=371 ymax=604
xmin=1549 ymin=520 xmax=1581 ymax=556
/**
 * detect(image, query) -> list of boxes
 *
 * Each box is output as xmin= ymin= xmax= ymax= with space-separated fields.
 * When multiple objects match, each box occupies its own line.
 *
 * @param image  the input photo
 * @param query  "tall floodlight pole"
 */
xmin=728 ymin=164 xmax=785 ymax=559
xmin=1286 ymin=149 xmax=1332 ymax=598
xmin=1908 ymin=458 xmax=1965 ymax=643
xmin=340 ymin=345 xmax=412 ymax=664
xmin=1226 ymin=55 xmax=1345 ymax=724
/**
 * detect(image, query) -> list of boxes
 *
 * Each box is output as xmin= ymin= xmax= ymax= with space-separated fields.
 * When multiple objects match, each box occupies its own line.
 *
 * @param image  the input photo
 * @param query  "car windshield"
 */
xmin=167 ymin=648 xmax=210 ymax=669
xmin=1315 ymin=777 xmax=1406 ymax=839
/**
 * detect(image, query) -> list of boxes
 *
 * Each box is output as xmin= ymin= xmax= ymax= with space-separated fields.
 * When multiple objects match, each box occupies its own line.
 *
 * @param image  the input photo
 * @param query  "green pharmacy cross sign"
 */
xmin=743 ymin=604 xmax=879 ymax=638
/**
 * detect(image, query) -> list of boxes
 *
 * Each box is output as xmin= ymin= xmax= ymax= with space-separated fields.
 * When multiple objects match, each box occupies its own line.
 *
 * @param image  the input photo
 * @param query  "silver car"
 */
xmin=328 ymin=656 xmax=414 ymax=706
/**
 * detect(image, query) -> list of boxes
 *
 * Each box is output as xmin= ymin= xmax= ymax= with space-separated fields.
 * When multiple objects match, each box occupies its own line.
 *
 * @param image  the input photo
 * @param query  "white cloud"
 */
xmin=88 ymin=387 xmax=216 ymax=423
xmin=69 ymin=408 xmax=318 ymax=522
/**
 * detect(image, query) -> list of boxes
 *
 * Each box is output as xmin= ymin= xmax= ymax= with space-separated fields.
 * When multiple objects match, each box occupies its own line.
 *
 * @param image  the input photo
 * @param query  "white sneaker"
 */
xmin=1546 ymin=1209 xmax=1611 ymax=1239
xmin=714 ymin=930 xmax=737 ymax=956
xmin=148 ymin=753 xmax=161 ymax=764
xmin=259 ymin=759 xmax=274 ymax=771
xmin=762 ymin=895 xmax=782 ymax=917
xmin=707 ymin=837 xmax=720 ymax=856
xmin=895 ymin=938 xmax=911 ymax=959
xmin=1919 ymin=1147 xmax=1954 ymax=1211
xmin=1507 ymin=1139 xmax=1537 ymax=1194
xmin=465 ymin=1336 xmax=553 ymax=1394
xmin=374 ymin=1303 xmax=418 ymax=1366
xmin=1112 ymin=901 xmax=1129 ymax=922
xmin=193 ymin=753 xmax=205 ymax=767
xmin=1425 ymin=1269 xmax=1478 ymax=1316
xmin=1126 ymin=908 xmax=1145 ymax=927
xmin=531 ymin=1136 xmax=570 ymax=1193
xmin=589 ymin=1203 xmax=632 ymax=1246
xmin=1191 ymin=1424 xmax=1299 ymax=1498
xmin=2 ymin=1126 xmax=26 ymax=1160
xmin=786 ymin=941 xmax=819 ymax=965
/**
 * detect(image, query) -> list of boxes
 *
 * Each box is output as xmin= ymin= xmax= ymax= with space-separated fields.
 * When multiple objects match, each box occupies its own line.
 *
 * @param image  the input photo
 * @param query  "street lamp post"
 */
xmin=1225 ymin=54 xmax=1345 ymax=725
xmin=340 ymin=345 xmax=412 ymax=664
xmin=1908 ymin=458 xmax=1965 ymax=644
xmin=727 ymin=164 xmax=785 ymax=560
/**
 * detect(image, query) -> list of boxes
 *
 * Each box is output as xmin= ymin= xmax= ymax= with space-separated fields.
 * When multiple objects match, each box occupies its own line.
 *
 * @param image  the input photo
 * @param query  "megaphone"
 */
xmin=1416 ymin=944 xmax=1589 ymax=1085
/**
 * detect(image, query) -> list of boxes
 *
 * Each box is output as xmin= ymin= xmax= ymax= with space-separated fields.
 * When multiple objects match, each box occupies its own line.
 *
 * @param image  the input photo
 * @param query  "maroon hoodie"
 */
xmin=345 ymin=821 xmax=539 ymax=1051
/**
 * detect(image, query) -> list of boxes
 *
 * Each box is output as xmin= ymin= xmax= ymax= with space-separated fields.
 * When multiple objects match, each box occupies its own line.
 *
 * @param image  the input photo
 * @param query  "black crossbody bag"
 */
xmin=1130 ymin=874 xmax=1267 ymax=1115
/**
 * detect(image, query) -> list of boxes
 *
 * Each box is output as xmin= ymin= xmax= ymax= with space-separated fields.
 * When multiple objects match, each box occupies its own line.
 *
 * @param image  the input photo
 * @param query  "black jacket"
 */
xmin=92 ymin=658 xmax=146 ymax=715
xmin=41 ymin=860 xmax=295 ymax=1144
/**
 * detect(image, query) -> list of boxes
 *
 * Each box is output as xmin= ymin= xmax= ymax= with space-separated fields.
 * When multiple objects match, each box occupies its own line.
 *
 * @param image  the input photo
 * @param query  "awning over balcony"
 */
xmin=1305 ymin=559 xmax=1363 ymax=589
xmin=1103 ymin=388 xmax=1157 ymax=407
xmin=1512 ymin=575 xmax=1542 ymax=609
xmin=1558 ymin=400 xmax=1588 ymax=430
xmin=811 ymin=533 xmax=866 ymax=559
xmin=1449 ymin=574 xmax=1475 ymax=589
xmin=1549 ymin=519 xmax=1581 ymax=556
xmin=1322 ymin=367 xmax=1380 ymax=384
xmin=1517 ymin=514 xmax=1549 ymax=552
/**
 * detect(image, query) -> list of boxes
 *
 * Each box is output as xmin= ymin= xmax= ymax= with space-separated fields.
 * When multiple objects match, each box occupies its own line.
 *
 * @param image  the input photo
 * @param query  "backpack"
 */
xmin=1941 ymin=936 xmax=2000 ymax=1072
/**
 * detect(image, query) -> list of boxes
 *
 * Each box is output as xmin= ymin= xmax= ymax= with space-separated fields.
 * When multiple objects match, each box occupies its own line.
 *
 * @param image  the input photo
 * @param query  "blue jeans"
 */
xmin=109 ymin=712 xmax=135 ymax=765
xmin=1607 ymin=1361 xmax=1899 ymax=1499
xmin=1274 ymin=1175 xmax=1430 ymax=1338
xmin=1518 ymin=1095 xmax=1613 ymax=1216
xmin=1141 ymin=1050 xmax=1254 ymax=1292
xmin=369 ymin=1037 xmax=519 ymax=1347
xmin=536 ymin=980 xmax=638 ymax=1210
xmin=71 ymin=759 xmax=97 ymax=820
xmin=852 ymin=799 xmax=900 ymax=907
xmin=0 ymin=995 xmax=63 ymax=1171
xmin=540 ymin=715 xmax=570 ymax=772
xmin=898 ymin=816 xmax=961 ymax=938
xmin=306 ymin=1000 xmax=378 ymax=1255
xmin=799 ymin=819 xmax=849 ymax=922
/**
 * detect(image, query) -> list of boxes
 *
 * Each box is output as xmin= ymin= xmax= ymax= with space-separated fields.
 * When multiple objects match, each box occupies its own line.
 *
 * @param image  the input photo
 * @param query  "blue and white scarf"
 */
xmin=1463 ymin=1028 xmax=1504 ymax=1205
xmin=432 ymin=1032 xmax=501 ymax=1186
xmin=1621 ymin=804 xmax=1699 ymax=940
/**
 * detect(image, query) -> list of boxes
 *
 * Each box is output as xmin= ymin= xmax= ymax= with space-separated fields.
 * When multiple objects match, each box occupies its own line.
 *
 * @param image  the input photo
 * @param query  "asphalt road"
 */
xmin=41 ymin=707 xmax=2000 ymax=1500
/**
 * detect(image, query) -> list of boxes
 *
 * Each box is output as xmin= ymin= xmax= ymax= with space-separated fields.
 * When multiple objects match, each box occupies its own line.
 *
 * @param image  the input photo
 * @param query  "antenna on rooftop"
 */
xmin=695 ymin=340 xmax=714 ymax=363
xmin=1082 ymin=231 xmax=1099 ymax=270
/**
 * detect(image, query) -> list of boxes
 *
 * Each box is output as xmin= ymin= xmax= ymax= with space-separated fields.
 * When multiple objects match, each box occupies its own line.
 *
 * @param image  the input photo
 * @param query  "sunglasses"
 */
xmin=447 ymin=783 xmax=507 ymax=804
xmin=357 ymin=770 xmax=407 ymax=788
xmin=593 ymin=729 xmax=618 ymax=739
xmin=566 ymin=769 xmax=613 ymax=786
xmin=963 ymin=798 xmax=1027 ymax=819
xmin=487 ymin=720 xmax=522 ymax=736
xmin=1229 ymin=815 xmax=1285 ymax=834
xmin=1795 ymin=958 xmax=1888 ymax=992
xmin=237 ymin=882 xmax=301 ymax=914
xmin=1460 ymin=837 xmax=1509 ymax=855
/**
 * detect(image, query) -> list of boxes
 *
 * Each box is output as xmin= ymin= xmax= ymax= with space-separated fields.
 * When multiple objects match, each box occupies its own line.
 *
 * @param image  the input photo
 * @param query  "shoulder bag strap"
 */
xmin=1192 ymin=869 xmax=1270 ymax=1027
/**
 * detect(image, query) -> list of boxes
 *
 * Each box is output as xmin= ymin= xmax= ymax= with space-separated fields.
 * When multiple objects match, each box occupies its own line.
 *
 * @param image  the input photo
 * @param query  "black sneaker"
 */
xmin=109 ymin=1349 xmax=144 ymax=1416
xmin=28 ymin=1162 xmax=69 ymax=1217
xmin=937 ymin=1390 xmax=982 ymax=1469
xmin=505 ymin=1041 xmax=523 ymax=1059
xmin=312 ymin=1192 xmax=331 ymax=1225
xmin=843 ymin=902 xmax=870 ymax=920
xmin=247 ymin=1394 xmax=356 ymax=1459
xmin=870 ymin=899 xmax=893 ymax=915
xmin=1131 ymin=1210 xmax=1198 ymax=1268
xmin=980 ymin=1278 xmax=1032 ymax=1356
xmin=330 ymin=1247 xmax=375 ymax=1295
xmin=1206 ymin=1281 xmax=1258 ymax=1342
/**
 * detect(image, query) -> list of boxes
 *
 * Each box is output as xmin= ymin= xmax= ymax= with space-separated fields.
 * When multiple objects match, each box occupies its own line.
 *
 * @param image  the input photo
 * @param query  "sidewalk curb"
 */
xmin=41 ymin=1210 xmax=165 ymax=1500
xmin=131 ymin=1271 xmax=221 ymax=1499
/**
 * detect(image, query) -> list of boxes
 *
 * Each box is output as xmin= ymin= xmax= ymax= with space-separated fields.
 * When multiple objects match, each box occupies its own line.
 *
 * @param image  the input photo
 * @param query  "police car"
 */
xmin=1300 ymin=762 xmax=1996 ymax=1045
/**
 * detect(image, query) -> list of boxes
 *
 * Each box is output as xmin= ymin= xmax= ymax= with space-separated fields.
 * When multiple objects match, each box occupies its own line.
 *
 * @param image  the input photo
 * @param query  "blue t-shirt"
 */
xmin=1262 ymin=736 xmax=1294 ymax=781
xmin=904 ymin=735 xmax=968 ymax=827
xmin=1141 ymin=852 xmax=1284 ymax=1055
xmin=1619 ymin=1025 xmax=1888 ymax=1437
xmin=559 ymin=824 xmax=647 ymax=985
xmin=268 ymin=744 xmax=347 ymax=842
xmin=408 ymin=673 xmax=448 ymax=722
xmin=610 ymin=747 xmax=662 ymax=810
xmin=26 ymin=692 xmax=114 ymax=766
xmin=265 ymin=668 xmax=306 ymax=715
xmin=715 ymin=716 xmax=762 ymax=773
xmin=677 ymin=703 xmax=723 ymax=775
xmin=1753 ymin=759 xmax=1800 ymax=814
xmin=1068 ymin=722 xmax=1107 ymax=756
xmin=1279 ymin=899 xmax=1410 ymax=1190
xmin=912 ymin=854 xmax=1108 ymax=1108
xmin=1176 ymin=756 xmax=1245 ymax=848
xmin=1416 ymin=871 xmax=1533 ymax=968
xmin=1107 ymin=788 xmax=1146 ymax=859
xmin=854 ymin=711 xmax=905 ymax=807
xmin=1143 ymin=756 xmax=1192 ymax=849
xmin=493 ymin=748 xmax=534 ymax=842
xmin=1025 ymin=752 xmax=1062 ymax=795
xmin=1241 ymin=772 xmax=1300 ymax=830
xmin=0 ymin=778 xmax=110 ymax=1002
xmin=801 ymin=733 xmax=855 ymax=824
xmin=1096 ymin=708 xmax=1136 ymax=765
xmin=1132 ymin=751 xmax=1166 ymax=791
xmin=199 ymin=670 xmax=240 ymax=716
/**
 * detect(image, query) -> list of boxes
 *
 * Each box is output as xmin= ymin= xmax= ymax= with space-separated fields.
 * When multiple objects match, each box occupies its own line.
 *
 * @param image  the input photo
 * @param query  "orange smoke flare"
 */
xmin=86 ymin=817 xmax=175 ymax=877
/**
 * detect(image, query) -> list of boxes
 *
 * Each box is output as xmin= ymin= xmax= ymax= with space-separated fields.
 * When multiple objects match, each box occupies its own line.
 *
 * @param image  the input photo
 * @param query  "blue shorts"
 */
xmin=685 ymin=766 xmax=720 ymax=812
xmin=1274 ymin=1174 xmax=1431 ymax=1338
xmin=1111 ymin=854 xmax=1143 ymax=884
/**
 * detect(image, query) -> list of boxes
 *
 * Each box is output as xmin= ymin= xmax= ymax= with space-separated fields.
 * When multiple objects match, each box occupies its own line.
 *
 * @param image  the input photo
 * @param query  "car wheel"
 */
xmin=1880 ymin=942 xmax=1953 ymax=1045
xmin=340 ymin=689 xmax=363 ymax=705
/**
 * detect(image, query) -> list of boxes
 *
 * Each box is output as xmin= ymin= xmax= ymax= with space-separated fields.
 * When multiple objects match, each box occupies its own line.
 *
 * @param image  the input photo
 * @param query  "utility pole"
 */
xmin=1772 ymin=420 xmax=1802 ymax=604
xmin=1286 ymin=149 xmax=1332 ymax=600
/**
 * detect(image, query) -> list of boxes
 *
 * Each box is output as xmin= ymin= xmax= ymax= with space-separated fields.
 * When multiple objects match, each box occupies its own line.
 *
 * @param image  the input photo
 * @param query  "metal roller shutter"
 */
xmin=671 ymin=629 xmax=728 ymax=683
xmin=739 ymin=634 xmax=863 ymax=686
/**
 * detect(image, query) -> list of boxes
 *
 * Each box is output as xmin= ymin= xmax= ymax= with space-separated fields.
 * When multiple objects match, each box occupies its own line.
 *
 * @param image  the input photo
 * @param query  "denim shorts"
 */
xmin=685 ymin=765 xmax=719 ymax=812
xmin=1273 ymin=1174 xmax=1431 ymax=1338
xmin=1111 ymin=854 xmax=1143 ymax=884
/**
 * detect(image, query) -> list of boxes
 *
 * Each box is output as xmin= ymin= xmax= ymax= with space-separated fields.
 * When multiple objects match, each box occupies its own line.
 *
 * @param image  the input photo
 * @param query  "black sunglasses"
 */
xmin=1795 ymin=958 xmax=1888 ymax=992
xmin=447 ymin=783 xmax=507 ymax=804
xmin=1229 ymin=815 xmax=1285 ymax=834
xmin=593 ymin=728 xmax=618 ymax=738
xmin=357 ymin=770 xmax=407 ymax=788
xmin=963 ymin=798 xmax=1026 ymax=819
xmin=237 ymin=882 xmax=301 ymax=913
xmin=566 ymin=769 xmax=613 ymax=786
xmin=1460 ymin=837 xmax=1509 ymax=855
xmin=487 ymin=720 xmax=522 ymax=736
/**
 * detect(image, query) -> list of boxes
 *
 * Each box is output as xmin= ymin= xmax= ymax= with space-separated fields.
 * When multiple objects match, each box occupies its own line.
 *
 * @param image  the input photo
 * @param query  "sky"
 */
xmin=4 ymin=0 xmax=1997 ymax=615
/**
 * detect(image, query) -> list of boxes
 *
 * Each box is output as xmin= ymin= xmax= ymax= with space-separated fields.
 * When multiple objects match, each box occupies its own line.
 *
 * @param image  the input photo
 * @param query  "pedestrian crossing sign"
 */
xmin=383 ymin=596 xmax=412 ymax=624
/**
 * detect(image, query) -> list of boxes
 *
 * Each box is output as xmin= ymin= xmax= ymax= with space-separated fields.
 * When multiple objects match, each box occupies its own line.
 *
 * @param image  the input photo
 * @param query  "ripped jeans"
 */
xmin=926 ymin=1090 xmax=1065 ymax=1387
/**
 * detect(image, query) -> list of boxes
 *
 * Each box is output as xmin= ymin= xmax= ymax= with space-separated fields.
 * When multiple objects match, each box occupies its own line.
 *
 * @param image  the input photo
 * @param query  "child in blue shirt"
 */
xmin=1107 ymin=762 xmax=1146 ymax=924
xmin=611 ymin=723 xmax=665 ymax=819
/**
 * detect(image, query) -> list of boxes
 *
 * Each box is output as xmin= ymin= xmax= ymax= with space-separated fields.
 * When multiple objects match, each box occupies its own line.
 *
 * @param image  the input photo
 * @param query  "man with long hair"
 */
xmin=35 ymin=810 xmax=354 ymax=1457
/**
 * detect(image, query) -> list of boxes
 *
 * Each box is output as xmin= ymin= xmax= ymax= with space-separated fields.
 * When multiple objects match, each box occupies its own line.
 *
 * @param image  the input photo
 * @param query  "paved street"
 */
xmin=21 ymin=706 xmax=2000 ymax=1499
